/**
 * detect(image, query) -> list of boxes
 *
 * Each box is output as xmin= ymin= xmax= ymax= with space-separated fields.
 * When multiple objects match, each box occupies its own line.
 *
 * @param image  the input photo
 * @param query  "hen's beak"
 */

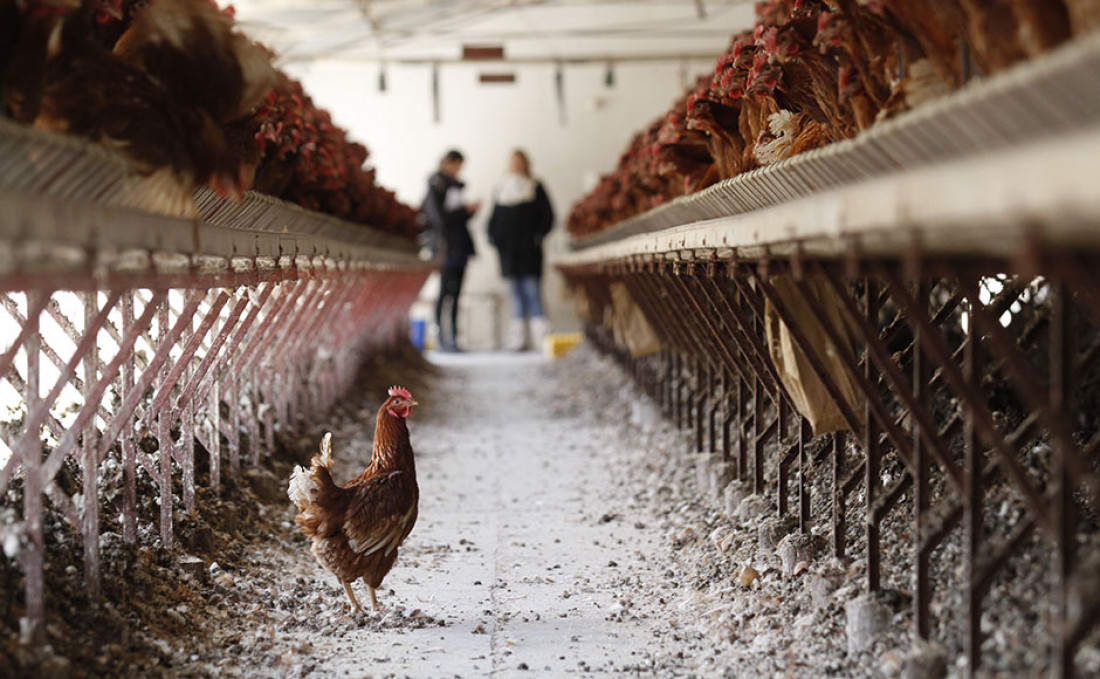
xmin=409 ymin=398 xmax=420 ymax=407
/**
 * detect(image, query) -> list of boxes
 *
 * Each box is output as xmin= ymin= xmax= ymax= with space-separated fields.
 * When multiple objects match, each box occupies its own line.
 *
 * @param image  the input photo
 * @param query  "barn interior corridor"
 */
xmin=5 ymin=1 xmax=1100 ymax=677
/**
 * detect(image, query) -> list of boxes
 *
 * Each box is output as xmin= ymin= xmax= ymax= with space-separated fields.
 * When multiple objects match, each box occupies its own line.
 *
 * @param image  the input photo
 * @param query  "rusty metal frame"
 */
xmin=1 ymin=163 xmax=431 ymax=646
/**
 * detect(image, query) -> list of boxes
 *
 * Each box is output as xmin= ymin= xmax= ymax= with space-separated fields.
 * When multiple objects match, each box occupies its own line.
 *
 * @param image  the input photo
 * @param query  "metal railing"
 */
xmin=556 ymin=39 xmax=1100 ymax=679
xmin=0 ymin=124 xmax=432 ymax=644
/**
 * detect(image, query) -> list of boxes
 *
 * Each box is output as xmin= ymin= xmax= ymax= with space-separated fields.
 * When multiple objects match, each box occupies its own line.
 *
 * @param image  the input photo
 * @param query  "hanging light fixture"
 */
xmin=432 ymin=61 xmax=441 ymax=124
xmin=555 ymin=62 xmax=566 ymax=126
xmin=604 ymin=61 xmax=615 ymax=88
xmin=378 ymin=62 xmax=387 ymax=92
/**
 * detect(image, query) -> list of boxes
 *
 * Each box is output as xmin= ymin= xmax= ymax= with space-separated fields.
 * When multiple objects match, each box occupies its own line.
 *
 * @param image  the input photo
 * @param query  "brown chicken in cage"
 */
xmin=568 ymin=0 xmax=1085 ymax=239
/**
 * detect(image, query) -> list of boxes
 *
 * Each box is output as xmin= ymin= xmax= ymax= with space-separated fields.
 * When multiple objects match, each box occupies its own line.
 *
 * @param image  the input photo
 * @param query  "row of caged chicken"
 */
xmin=567 ymin=0 xmax=1100 ymax=239
xmin=0 ymin=0 xmax=419 ymax=239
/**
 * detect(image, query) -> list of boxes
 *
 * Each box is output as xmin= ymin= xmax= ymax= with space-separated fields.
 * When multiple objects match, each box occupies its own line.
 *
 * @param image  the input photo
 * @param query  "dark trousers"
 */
xmin=435 ymin=263 xmax=467 ymax=347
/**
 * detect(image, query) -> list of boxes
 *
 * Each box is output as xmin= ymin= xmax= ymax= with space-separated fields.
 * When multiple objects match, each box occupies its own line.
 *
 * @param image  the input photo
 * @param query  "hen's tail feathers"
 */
xmin=287 ymin=432 xmax=335 ymax=511
xmin=316 ymin=432 xmax=334 ymax=469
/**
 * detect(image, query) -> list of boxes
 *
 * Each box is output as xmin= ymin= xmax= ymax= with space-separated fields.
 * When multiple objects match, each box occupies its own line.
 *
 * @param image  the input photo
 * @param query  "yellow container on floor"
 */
xmin=544 ymin=332 xmax=583 ymax=359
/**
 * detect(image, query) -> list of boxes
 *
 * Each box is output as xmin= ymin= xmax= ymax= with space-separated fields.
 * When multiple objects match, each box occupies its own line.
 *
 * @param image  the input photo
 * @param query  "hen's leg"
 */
xmin=367 ymin=583 xmax=381 ymax=611
xmin=341 ymin=580 xmax=362 ymax=613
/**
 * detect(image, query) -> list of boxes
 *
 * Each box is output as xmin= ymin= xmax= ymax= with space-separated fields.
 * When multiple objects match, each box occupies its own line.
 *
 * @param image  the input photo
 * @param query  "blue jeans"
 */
xmin=508 ymin=276 xmax=543 ymax=319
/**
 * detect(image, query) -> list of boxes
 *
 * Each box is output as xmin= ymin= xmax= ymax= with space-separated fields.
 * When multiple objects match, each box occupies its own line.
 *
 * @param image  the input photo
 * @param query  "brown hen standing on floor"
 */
xmin=288 ymin=386 xmax=420 ymax=613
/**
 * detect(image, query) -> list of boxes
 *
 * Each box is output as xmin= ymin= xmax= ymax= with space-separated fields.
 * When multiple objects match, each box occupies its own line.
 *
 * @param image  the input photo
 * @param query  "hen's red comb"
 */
xmin=388 ymin=385 xmax=413 ymax=399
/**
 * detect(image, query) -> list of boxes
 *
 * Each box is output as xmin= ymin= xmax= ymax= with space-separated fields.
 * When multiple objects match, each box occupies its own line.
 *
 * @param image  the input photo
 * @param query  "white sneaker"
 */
xmin=428 ymin=323 xmax=441 ymax=351
xmin=530 ymin=316 xmax=551 ymax=352
xmin=504 ymin=319 xmax=528 ymax=351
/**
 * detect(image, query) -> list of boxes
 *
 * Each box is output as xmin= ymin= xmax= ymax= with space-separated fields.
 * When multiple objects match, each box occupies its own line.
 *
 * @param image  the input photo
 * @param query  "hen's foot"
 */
xmin=342 ymin=580 xmax=363 ymax=613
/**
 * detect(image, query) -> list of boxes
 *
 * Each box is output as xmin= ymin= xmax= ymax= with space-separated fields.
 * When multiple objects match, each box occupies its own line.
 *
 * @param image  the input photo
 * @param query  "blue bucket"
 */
xmin=409 ymin=318 xmax=426 ymax=351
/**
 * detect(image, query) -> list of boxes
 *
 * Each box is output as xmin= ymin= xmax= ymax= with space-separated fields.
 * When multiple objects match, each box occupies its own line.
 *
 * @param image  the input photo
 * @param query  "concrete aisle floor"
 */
xmin=310 ymin=351 xmax=677 ymax=678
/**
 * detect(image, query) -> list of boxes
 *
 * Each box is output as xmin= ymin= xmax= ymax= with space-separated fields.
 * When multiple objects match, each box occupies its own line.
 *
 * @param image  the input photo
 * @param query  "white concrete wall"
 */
xmin=286 ymin=59 xmax=713 ymax=346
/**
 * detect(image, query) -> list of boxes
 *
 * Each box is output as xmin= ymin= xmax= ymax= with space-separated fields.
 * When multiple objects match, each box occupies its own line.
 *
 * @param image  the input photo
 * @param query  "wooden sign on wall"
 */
xmin=479 ymin=73 xmax=517 ymax=84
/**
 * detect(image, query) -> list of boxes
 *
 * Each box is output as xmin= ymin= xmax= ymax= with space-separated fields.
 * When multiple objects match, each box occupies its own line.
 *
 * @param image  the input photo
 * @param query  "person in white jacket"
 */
xmin=487 ymin=150 xmax=555 ymax=351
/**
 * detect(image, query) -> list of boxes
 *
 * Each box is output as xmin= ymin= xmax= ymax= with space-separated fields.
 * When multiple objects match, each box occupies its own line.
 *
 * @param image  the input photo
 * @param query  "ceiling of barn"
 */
xmin=231 ymin=0 xmax=757 ymax=65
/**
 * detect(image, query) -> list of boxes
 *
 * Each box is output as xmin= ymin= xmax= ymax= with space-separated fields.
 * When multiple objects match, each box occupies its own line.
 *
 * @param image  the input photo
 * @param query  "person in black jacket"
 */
xmin=487 ymin=149 xmax=554 ymax=351
xmin=422 ymin=149 xmax=480 ymax=352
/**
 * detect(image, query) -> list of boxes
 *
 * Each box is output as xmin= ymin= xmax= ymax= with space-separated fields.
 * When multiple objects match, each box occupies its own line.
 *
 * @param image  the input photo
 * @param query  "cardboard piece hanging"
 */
xmin=763 ymin=277 xmax=865 ymax=436
xmin=608 ymin=282 xmax=662 ymax=358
